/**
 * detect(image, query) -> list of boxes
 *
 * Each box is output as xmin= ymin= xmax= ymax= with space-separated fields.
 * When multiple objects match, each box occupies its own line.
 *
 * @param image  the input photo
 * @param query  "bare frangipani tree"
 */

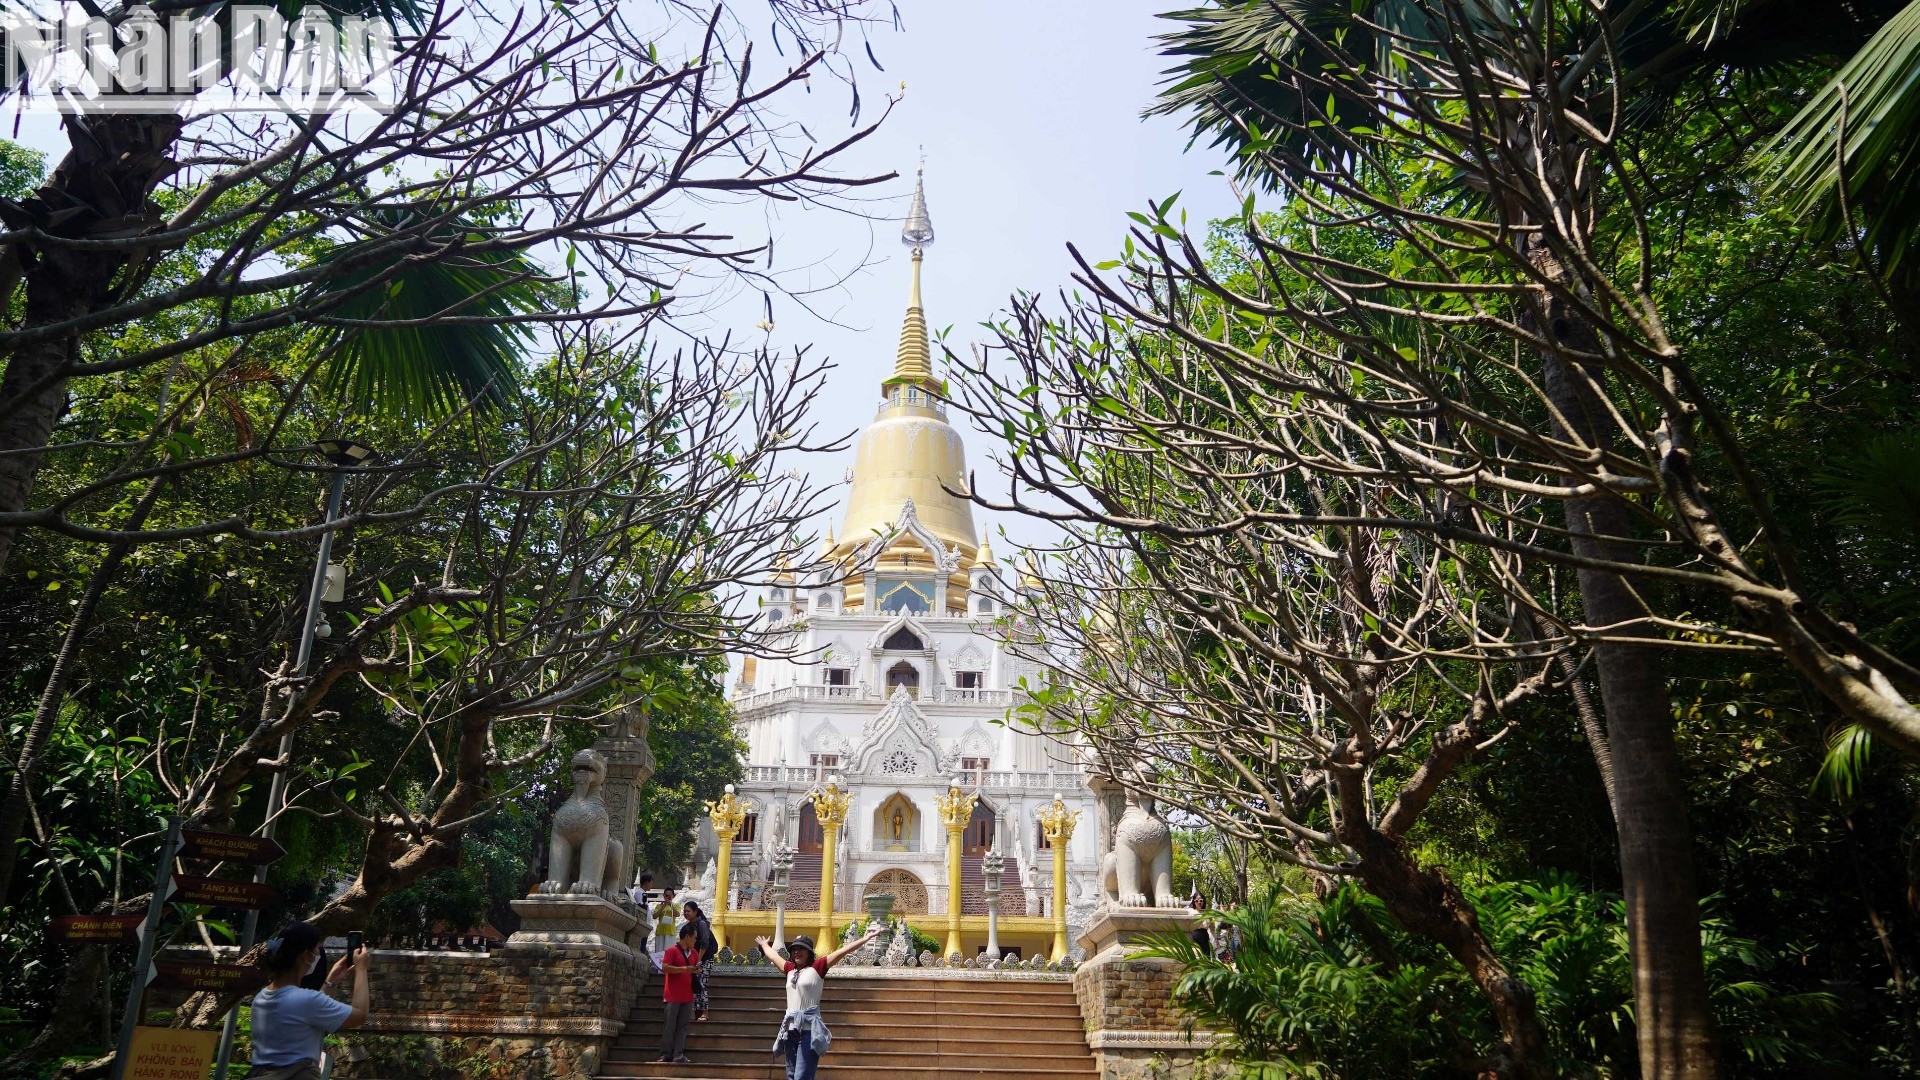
xmin=950 ymin=4 xmax=1920 ymax=1072
xmin=972 ymin=416 xmax=1567 ymax=1076
xmin=0 ymin=0 xmax=895 ymax=571
xmin=0 ymin=0 xmax=902 ymax=937
xmin=156 ymin=327 xmax=842 ymax=1025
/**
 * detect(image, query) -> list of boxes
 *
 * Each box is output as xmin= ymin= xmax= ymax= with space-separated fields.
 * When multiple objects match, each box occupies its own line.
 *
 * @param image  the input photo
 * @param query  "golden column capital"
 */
xmin=706 ymin=784 xmax=749 ymax=839
xmin=809 ymin=779 xmax=853 ymax=827
xmin=1037 ymin=796 xmax=1080 ymax=843
xmin=936 ymin=780 xmax=978 ymax=832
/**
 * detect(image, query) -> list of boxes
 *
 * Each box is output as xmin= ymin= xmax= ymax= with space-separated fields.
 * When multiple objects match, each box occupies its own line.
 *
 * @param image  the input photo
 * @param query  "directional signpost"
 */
xmin=177 ymin=830 xmax=286 ymax=867
xmin=110 ymin=819 xmax=288 ymax=1080
xmin=148 ymin=960 xmax=270 ymax=995
xmin=51 ymin=914 xmax=144 ymax=945
xmin=169 ymin=875 xmax=279 ymax=910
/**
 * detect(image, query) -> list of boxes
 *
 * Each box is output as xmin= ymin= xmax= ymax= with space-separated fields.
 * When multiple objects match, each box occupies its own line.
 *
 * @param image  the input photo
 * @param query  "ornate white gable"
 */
xmin=850 ymin=686 xmax=944 ymax=777
xmin=817 ymin=637 xmax=855 ymax=665
xmin=805 ymin=719 xmax=853 ymax=759
xmin=852 ymin=499 xmax=964 ymax=575
xmin=950 ymin=643 xmax=988 ymax=670
xmin=953 ymin=721 xmax=996 ymax=760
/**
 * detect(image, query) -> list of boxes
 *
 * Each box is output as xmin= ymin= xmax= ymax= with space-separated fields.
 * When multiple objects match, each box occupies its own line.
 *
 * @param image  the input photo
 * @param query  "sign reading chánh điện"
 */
xmin=50 ymin=913 xmax=144 ymax=944
xmin=124 ymin=1025 xmax=216 ymax=1079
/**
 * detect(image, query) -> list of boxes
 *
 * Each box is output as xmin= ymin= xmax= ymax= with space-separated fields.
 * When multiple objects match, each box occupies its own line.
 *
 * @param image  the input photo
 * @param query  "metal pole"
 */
xmin=211 ymin=470 xmax=348 ymax=1080
xmin=113 ymin=817 xmax=181 ymax=1080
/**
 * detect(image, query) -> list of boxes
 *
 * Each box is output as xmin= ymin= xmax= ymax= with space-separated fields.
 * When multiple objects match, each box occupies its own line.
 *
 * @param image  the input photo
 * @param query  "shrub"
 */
xmin=1143 ymin=877 xmax=1839 ymax=1078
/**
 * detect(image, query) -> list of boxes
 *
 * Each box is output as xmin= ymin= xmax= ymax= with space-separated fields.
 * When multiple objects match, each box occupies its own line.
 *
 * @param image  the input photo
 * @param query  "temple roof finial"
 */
xmin=902 ymin=151 xmax=934 ymax=251
xmin=889 ymin=156 xmax=937 ymax=390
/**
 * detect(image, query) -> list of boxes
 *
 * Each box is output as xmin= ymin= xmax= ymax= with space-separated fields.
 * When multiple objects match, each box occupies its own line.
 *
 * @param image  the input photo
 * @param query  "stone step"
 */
xmin=614 ymin=1022 xmax=1098 ymax=1045
xmin=629 ymin=999 xmax=1082 ymax=1014
xmin=602 ymin=1053 xmax=1098 ymax=1068
xmin=615 ymin=1015 xmax=1088 ymax=1040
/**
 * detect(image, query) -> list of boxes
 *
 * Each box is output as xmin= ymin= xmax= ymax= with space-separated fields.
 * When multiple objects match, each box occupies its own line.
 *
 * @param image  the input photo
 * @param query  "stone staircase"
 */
xmin=597 ymin=969 xmax=1096 ymax=1079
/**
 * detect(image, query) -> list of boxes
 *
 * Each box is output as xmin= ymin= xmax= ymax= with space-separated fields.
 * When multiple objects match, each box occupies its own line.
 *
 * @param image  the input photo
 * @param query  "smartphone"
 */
xmin=347 ymin=930 xmax=363 ymax=954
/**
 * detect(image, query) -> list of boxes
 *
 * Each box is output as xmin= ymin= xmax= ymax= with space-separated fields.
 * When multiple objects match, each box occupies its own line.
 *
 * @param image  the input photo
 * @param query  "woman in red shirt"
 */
xmin=654 ymin=923 xmax=703 ymax=1063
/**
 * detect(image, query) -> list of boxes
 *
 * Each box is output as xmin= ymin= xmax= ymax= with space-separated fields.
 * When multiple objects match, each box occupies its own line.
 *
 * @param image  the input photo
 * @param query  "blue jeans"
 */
xmin=783 ymin=1031 xmax=821 ymax=1080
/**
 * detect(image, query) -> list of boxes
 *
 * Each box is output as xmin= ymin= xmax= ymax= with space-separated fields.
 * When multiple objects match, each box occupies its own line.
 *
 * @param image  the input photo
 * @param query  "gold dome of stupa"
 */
xmin=834 ymin=166 xmax=979 ymax=596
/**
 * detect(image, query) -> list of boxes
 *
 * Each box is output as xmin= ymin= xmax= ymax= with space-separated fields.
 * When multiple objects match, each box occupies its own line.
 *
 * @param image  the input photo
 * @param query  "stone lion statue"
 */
xmin=1100 ymin=787 xmax=1179 ymax=909
xmin=539 ymin=748 xmax=624 ymax=898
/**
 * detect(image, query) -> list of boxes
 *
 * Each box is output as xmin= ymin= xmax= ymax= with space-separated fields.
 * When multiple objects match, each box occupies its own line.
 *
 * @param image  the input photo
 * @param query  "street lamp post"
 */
xmin=211 ymin=438 xmax=373 ymax=1080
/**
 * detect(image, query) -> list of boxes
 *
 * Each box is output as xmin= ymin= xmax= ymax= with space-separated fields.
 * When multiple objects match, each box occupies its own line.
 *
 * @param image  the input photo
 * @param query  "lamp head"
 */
xmin=315 ymin=438 xmax=376 ymax=467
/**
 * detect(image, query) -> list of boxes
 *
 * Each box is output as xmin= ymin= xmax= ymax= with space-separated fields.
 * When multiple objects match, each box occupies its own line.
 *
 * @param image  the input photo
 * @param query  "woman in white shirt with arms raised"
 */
xmin=753 ymin=928 xmax=882 ymax=1080
xmin=243 ymin=922 xmax=371 ymax=1080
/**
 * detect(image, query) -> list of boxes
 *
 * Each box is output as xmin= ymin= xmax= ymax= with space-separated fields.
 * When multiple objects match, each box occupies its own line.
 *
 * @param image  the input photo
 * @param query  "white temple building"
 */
xmin=685 ymin=171 xmax=1100 ymax=960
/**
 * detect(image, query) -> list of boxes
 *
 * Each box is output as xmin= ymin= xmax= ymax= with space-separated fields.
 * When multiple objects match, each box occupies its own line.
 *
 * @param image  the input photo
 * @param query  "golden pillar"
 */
xmin=705 ymin=784 xmax=748 ymax=945
xmin=808 ymin=779 xmax=852 ymax=950
xmin=936 ymin=776 xmax=978 ymax=960
xmin=1037 ymin=796 xmax=1080 ymax=962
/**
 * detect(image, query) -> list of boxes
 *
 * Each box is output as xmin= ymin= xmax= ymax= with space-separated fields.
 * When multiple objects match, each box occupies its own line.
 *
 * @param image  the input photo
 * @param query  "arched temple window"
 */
xmin=883 ymin=626 xmax=925 ymax=651
xmin=885 ymin=661 xmax=920 ymax=697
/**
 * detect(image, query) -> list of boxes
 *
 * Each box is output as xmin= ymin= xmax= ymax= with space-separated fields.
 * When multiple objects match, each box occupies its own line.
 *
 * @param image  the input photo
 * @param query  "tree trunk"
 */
xmin=1346 ymin=826 xmax=1552 ymax=1080
xmin=0 ymin=113 xmax=181 ymax=578
xmin=1543 ymin=353 xmax=1717 ymax=1078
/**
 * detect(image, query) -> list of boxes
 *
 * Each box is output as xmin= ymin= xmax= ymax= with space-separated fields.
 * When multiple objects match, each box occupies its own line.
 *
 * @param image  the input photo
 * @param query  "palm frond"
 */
xmin=1761 ymin=0 xmax=1920 ymax=286
xmin=1148 ymin=0 xmax=1425 ymax=188
xmin=310 ymin=223 xmax=562 ymax=421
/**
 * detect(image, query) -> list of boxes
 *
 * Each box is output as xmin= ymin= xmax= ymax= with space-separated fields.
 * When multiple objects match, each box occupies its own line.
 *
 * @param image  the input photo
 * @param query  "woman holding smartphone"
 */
xmin=242 ymin=922 xmax=371 ymax=1080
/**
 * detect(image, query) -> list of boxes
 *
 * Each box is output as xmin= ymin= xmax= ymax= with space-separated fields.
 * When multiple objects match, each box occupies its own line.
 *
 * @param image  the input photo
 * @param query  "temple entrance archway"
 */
xmin=867 ymin=868 xmax=928 ymax=914
xmin=963 ymin=800 xmax=996 ymax=856
xmin=798 ymin=802 xmax=824 ymax=853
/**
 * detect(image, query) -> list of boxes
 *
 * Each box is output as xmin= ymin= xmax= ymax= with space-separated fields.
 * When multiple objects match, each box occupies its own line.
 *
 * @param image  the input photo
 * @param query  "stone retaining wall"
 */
xmin=1071 ymin=908 xmax=1225 ymax=1080
xmin=330 ymin=946 xmax=645 ymax=1080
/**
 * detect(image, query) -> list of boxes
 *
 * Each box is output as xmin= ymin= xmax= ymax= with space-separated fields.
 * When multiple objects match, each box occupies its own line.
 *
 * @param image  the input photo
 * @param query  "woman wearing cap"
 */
xmin=243 ymin=922 xmax=370 ymax=1080
xmin=753 ymin=928 xmax=882 ymax=1080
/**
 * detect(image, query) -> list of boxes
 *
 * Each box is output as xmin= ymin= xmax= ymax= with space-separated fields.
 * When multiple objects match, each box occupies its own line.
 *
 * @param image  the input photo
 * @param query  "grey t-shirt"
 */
xmin=249 ymin=985 xmax=353 ymax=1067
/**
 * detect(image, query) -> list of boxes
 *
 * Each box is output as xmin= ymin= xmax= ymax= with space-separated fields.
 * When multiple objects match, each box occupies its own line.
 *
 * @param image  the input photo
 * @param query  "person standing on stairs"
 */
xmin=681 ymin=900 xmax=718 ymax=1020
xmin=654 ymin=923 xmax=705 ymax=1065
xmin=753 ymin=928 xmax=883 ymax=1080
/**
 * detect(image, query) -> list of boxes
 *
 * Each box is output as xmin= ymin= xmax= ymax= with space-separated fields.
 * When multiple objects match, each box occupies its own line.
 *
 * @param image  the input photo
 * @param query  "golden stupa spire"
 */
xmin=887 ymin=159 xmax=938 ymax=392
